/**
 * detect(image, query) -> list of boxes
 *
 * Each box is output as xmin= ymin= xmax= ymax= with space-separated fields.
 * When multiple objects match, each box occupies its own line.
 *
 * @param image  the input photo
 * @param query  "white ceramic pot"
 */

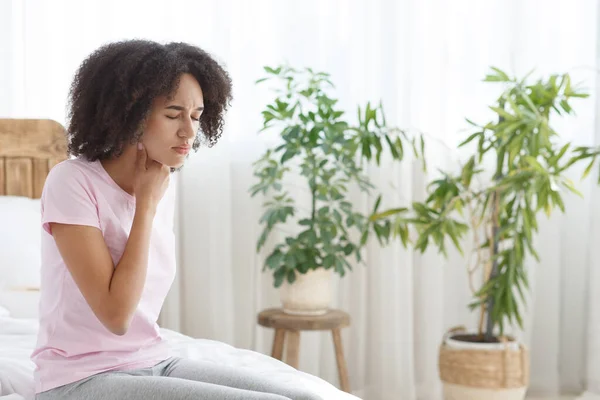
xmin=440 ymin=332 xmax=528 ymax=400
xmin=280 ymin=268 xmax=332 ymax=315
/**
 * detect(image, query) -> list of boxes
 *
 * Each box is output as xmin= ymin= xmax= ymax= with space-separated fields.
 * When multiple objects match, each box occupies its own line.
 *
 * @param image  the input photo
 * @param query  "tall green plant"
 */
xmin=251 ymin=65 xmax=420 ymax=288
xmin=372 ymin=67 xmax=589 ymax=339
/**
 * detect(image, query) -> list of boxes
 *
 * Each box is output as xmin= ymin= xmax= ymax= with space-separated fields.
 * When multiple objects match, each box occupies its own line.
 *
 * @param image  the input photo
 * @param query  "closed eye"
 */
xmin=166 ymin=115 xmax=200 ymax=121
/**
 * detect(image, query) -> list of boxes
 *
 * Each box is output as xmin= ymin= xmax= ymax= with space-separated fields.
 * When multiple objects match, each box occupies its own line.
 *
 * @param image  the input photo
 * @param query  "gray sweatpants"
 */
xmin=35 ymin=357 xmax=323 ymax=400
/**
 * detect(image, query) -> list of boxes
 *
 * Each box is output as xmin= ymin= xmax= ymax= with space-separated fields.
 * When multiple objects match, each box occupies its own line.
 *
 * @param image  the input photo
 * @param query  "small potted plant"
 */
xmin=371 ymin=67 xmax=589 ymax=399
xmin=250 ymin=65 xmax=419 ymax=315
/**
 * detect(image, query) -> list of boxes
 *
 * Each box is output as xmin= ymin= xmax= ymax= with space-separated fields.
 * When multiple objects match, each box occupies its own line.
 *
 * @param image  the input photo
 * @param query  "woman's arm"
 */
xmin=50 ymin=145 xmax=170 ymax=335
xmin=51 ymin=204 xmax=154 ymax=335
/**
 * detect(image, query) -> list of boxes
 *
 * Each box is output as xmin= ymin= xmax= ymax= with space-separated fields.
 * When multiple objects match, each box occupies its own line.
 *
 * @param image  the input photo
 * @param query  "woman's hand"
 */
xmin=133 ymin=143 xmax=170 ymax=212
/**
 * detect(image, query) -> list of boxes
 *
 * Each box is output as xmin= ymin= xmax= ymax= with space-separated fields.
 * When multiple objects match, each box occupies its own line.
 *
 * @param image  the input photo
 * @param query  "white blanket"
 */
xmin=577 ymin=393 xmax=600 ymax=400
xmin=0 ymin=317 xmax=359 ymax=400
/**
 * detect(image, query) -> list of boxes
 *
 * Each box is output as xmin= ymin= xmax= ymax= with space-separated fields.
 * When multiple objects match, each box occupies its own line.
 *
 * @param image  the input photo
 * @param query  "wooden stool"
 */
xmin=257 ymin=308 xmax=351 ymax=393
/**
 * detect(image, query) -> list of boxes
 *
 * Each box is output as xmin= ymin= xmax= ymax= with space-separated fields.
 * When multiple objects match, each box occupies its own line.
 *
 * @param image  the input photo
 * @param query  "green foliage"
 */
xmin=251 ymin=65 xmax=421 ymax=288
xmin=371 ymin=67 xmax=590 ymax=337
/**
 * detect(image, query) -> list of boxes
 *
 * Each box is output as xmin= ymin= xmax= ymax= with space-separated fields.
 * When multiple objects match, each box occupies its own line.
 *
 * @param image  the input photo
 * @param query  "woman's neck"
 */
xmin=100 ymin=145 xmax=137 ymax=196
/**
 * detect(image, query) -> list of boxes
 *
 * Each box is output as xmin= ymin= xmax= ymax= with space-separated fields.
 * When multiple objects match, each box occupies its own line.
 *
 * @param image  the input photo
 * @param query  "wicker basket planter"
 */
xmin=438 ymin=330 xmax=530 ymax=400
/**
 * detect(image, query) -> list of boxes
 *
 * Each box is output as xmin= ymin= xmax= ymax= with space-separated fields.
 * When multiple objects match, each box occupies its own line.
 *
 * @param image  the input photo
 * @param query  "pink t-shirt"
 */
xmin=30 ymin=158 xmax=177 ymax=394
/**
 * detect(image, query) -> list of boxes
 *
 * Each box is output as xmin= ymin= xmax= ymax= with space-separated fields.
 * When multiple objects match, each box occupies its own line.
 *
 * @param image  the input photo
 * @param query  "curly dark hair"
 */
xmin=66 ymin=39 xmax=233 ymax=160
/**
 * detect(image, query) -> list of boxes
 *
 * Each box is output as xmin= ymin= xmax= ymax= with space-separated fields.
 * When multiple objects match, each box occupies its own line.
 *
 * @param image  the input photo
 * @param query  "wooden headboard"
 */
xmin=0 ymin=119 xmax=68 ymax=199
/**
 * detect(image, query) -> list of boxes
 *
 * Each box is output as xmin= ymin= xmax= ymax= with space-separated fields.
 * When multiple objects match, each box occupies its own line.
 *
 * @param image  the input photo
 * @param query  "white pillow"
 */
xmin=0 ymin=305 xmax=10 ymax=317
xmin=0 ymin=196 xmax=41 ymax=318
xmin=0 ymin=291 xmax=39 ymax=319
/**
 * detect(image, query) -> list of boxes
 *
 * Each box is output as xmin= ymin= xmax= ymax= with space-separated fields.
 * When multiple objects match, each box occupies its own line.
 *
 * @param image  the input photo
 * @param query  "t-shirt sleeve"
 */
xmin=41 ymin=162 xmax=101 ymax=235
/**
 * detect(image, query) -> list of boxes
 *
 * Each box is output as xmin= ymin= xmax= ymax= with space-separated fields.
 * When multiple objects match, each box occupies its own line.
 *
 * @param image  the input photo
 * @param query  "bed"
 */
xmin=0 ymin=119 xmax=358 ymax=400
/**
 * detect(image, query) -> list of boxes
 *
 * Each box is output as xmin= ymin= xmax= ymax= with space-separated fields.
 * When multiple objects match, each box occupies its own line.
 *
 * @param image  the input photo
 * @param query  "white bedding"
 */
xmin=0 ymin=316 xmax=358 ymax=400
xmin=578 ymin=393 xmax=600 ymax=400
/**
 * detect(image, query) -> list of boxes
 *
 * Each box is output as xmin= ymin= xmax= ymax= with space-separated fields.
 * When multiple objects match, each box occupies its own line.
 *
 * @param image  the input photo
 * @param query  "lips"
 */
xmin=173 ymin=145 xmax=191 ymax=155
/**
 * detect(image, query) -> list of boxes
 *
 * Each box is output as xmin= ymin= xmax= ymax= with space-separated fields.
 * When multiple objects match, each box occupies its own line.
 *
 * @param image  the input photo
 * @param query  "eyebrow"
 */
xmin=165 ymin=105 xmax=204 ymax=111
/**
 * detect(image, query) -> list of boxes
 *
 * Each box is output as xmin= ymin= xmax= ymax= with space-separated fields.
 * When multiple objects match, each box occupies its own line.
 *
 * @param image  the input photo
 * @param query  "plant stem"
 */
xmin=485 ymin=189 xmax=500 ymax=341
xmin=484 ymin=103 xmax=506 ymax=341
xmin=310 ymin=155 xmax=317 ymax=225
xmin=478 ymin=304 xmax=486 ymax=337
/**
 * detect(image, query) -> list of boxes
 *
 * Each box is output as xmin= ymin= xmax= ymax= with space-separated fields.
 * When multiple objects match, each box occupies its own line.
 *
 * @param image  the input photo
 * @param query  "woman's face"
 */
xmin=141 ymin=73 xmax=204 ymax=168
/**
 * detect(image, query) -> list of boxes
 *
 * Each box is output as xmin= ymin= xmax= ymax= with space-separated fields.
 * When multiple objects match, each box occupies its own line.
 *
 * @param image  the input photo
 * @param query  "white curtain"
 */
xmin=2 ymin=0 xmax=600 ymax=398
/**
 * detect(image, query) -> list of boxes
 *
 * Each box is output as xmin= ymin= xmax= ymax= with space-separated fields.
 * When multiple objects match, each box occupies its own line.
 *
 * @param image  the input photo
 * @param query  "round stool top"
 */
xmin=257 ymin=308 xmax=350 ymax=331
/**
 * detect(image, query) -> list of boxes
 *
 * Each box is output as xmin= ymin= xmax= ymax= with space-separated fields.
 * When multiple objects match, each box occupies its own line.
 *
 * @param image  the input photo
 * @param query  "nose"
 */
xmin=178 ymin=116 xmax=197 ymax=139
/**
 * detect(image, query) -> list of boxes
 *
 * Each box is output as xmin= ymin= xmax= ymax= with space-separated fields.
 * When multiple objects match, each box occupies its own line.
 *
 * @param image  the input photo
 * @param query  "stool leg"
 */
xmin=332 ymin=328 xmax=350 ymax=393
xmin=272 ymin=329 xmax=285 ymax=360
xmin=285 ymin=330 xmax=300 ymax=369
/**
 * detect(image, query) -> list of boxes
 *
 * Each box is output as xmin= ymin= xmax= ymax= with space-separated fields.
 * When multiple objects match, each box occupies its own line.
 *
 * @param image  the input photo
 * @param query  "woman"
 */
xmin=31 ymin=40 xmax=320 ymax=400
